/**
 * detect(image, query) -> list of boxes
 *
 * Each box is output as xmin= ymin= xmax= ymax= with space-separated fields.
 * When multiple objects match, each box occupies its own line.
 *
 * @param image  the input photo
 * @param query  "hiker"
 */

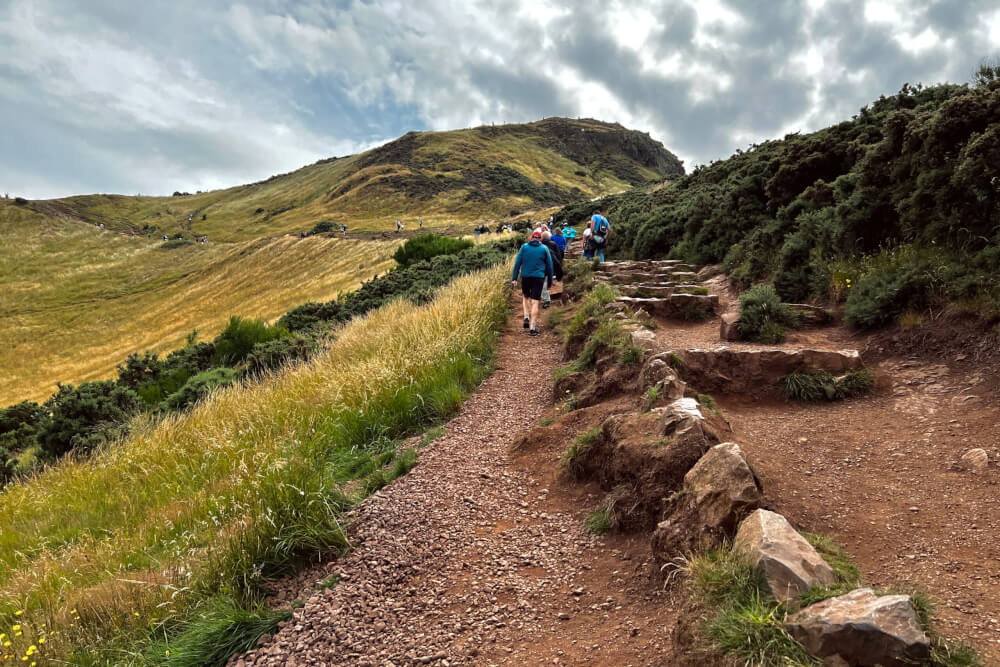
xmin=589 ymin=210 xmax=611 ymax=262
xmin=99 ymin=223 xmax=104 ymax=230
xmin=551 ymin=227 xmax=567 ymax=253
xmin=582 ymin=224 xmax=594 ymax=260
xmin=341 ymin=224 xmax=348 ymax=236
xmin=396 ymin=220 xmax=402 ymax=232
xmin=540 ymin=231 xmax=564 ymax=309
xmin=474 ymin=226 xmax=481 ymax=238
xmin=564 ymin=227 xmax=577 ymax=239
xmin=419 ymin=219 xmax=423 ymax=229
xmin=511 ymin=230 xmax=554 ymax=336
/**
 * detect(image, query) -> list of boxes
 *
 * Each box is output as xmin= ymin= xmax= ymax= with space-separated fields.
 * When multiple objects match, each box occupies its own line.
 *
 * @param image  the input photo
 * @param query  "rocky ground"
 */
xmin=233 ymin=293 xmax=678 ymax=666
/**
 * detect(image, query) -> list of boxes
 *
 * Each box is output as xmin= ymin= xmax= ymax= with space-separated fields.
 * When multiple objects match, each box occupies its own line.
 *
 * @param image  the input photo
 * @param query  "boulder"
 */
xmin=733 ymin=509 xmax=835 ymax=603
xmin=678 ymin=348 xmax=864 ymax=396
xmin=658 ymin=397 xmax=732 ymax=447
xmin=652 ymin=442 xmax=763 ymax=559
xmin=630 ymin=328 xmax=658 ymax=351
xmin=720 ymin=312 xmax=741 ymax=341
xmin=959 ymin=447 xmax=989 ymax=471
xmin=786 ymin=588 xmax=930 ymax=667
xmin=638 ymin=354 xmax=687 ymax=399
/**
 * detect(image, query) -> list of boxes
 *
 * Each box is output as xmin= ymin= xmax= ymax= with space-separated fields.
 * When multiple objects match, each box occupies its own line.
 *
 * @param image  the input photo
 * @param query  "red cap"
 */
xmin=530 ymin=230 xmax=542 ymax=239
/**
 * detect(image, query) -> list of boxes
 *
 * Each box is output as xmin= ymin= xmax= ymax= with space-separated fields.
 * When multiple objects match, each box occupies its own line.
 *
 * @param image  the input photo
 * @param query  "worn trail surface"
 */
xmin=236 ymin=296 xmax=675 ymax=666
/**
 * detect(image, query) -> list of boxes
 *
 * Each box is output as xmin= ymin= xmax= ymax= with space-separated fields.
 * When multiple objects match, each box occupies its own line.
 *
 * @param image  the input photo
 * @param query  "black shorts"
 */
xmin=520 ymin=276 xmax=545 ymax=300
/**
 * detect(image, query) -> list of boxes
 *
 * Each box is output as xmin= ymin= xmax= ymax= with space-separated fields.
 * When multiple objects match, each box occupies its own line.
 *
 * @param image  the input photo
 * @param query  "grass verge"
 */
xmin=0 ymin=265 xmax=510 ymax=664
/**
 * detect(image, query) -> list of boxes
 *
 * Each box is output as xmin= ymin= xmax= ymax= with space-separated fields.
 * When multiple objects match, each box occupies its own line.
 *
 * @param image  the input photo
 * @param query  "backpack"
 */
xmin=591 ymin=216 xmax=609 ymax=247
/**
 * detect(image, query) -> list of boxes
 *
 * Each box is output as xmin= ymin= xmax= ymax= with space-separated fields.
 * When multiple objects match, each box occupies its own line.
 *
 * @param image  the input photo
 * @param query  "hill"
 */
xmin=22 ymin=118 xmax=682 ymax=242
xmin=554 ymin=77 xmax=1000 ymax=330
xmin=0 ymin=199 xmax=398 ymax=405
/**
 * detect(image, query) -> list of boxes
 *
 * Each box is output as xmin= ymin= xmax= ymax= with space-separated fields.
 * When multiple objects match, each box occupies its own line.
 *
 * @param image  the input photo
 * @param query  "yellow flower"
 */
xmin=70 ymin=609 xmax=76 ymax=614
xmin=10 ymin=627 xmax=18 ymax=633
xmin=133 ymin=612 xmax=140 ymax=617
xmin=3 ymin=642 xmax=10 ymax=647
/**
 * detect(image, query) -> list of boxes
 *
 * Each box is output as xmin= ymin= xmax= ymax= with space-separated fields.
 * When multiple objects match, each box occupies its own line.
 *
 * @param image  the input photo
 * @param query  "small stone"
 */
xmin=959 ymin=448 xmax=989 ymax=471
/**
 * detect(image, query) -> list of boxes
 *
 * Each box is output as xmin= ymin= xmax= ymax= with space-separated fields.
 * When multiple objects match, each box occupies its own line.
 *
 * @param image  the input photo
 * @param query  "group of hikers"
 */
xmin=511 ymin=210 xmax=610 ymax=336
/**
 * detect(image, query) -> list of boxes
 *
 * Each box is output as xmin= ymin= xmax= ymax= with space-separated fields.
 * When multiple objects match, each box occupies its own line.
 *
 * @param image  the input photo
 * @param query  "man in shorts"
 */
xmin=511 ymin=230 xmax=554 ymax=336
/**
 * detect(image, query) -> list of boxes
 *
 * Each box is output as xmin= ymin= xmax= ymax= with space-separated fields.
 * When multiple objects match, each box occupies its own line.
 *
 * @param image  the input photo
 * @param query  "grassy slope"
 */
xmin=30 ymin=118 xmax=681 ymax=242
xmin=0 ymin=200 xmax=398 ymax=404
xmin=0 ymin=265 xmax=509 ymax=664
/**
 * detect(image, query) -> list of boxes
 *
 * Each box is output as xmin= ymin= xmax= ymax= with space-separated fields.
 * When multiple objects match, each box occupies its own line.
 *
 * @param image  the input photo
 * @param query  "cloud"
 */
xmin=0 ymin=0 xmax=995 ymax=199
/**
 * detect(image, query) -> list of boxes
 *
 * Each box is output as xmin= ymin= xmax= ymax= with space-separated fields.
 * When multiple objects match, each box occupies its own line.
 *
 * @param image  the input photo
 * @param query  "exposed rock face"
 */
xmin=786 ymin=588 xmax=931 ymax=667
xmin=652 ymin=442 xmax=763 ymax=560
xmin=678 ymin=348 xmax=864 ymax=395
xmin=697 ymin=264 xmax=723 ymax=280
xmin=733 ymin=509 xmax=835 ymax=603
xmin=959 ymin=447 xmax=990 ymax=471
xmin=719 ymin=312 xmax=741 ymax=341
xmin=629 ymin=328 xmax=658 ymax=351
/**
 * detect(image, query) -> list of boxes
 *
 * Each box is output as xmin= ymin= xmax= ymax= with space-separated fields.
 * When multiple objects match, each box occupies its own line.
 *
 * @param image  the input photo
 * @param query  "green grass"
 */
xmin=0 ymin=265 xmax=510 ymax=663
xmin=783 ymin=368 xmax=875 ymax=402
xmin=420 ymin=427 xmax=446 ymax=448
xmin=585 ymin=508 xmax=612 ymax=535
xmin=696 ymin=394 xmax=720 ymax=415
xmin=643 ymin=383 xmax=662 ymax=410
xmin=552 ymin=364 xmax=576 ymax=384
xmin=539 ymin=417 xmax=554 ymax=427
xmin=319 ymin=575 xmax=340 ymax=591
xmin=563 ymin=426 xmax=601 ymax=479
xmin=142 ymin=596 xmax=290 ymax=667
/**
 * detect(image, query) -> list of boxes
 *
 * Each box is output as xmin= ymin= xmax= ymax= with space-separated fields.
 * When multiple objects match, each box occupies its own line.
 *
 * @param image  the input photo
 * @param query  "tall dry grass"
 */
xmin=0 ymin=264 xmax=509 ymax=663
xmin=0 ymin=203 xmax=399 ymax=404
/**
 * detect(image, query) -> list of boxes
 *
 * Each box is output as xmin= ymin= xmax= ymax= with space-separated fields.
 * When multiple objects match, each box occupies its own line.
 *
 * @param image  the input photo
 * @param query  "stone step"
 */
xmin=620 ymin=284 xmax=712 ymax=297
xmin=616 ymin=294 xmax=719 ymax=319
xmin=673 ymin=347 xmax=864 ymax=395
xmin=597 ymin=272 xmax=703 ymax=284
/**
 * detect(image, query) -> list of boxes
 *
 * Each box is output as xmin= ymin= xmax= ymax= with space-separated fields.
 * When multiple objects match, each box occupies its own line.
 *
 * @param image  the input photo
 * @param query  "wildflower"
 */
xmin=133 ymin=612 xmax=140 ymax=617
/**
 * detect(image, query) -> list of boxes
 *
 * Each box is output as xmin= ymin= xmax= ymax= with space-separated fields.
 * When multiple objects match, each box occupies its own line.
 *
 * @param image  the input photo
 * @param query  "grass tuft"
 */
xmin=585 ymin=508 xmax=612 ymax=535
xmin=563 ymin=426 xmax=601 ymax=479
xmin=783 ymin=368 xmax=875 ymax=401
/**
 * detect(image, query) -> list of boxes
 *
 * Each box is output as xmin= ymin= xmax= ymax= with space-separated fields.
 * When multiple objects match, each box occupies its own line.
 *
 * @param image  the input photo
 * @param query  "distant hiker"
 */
xmin=341 ymin=224 xmax=347 ymax=235
xmin=589 ymin=210 xmax=610 ymax=262
xmin=396 ymin=220 xmax=402 ymax=232
xmin=419 ymin=219 xmax=423 ymax=229
xmin=540 ymin=231 xmax=564 ymax=308
xmin=474 ymin=226 xmax=481 ymax=238
xmin=301 ymin=231 xmax=307 ymax=238
xmin=99 ymin=223 xmax=104 ymax=230
xmin=551 ymin=227 xmax=567 ymax=253
xmin=582 ymin=225 xmax=594 ymax=260
xmin=548 ymin=214 xmax=554 ymax=224
xmin=563 ymin=227 xmax=577 ymax=239
xmin=511 ymin=230 xmax=554 ymax=336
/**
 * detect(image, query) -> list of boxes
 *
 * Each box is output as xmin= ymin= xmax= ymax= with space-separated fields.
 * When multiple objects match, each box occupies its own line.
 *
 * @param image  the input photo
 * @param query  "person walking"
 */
xmin=511 ymin=230 xmax=554 ymax=336
xmin=419 ymin=219 xmax=423 ymax=229
xmin=540 ymin=231 xmax=564 ymax=308
xmin=582 ymin=223 xmax=594 ymax=260
xmin=551 ymin=227 xmax=567 ymax=253
xmin=589 ymin=210 xmax=611 ymax=262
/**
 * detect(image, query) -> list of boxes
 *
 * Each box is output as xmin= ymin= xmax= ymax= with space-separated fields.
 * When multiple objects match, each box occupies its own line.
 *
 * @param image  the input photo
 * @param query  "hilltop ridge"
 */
xmin=21 ymin=118 xmax=682 ymax=241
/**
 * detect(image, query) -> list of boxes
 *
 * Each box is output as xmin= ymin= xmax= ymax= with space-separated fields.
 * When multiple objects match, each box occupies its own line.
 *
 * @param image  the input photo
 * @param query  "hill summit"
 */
xmin=36 ymin=118 xmax=683 ymax=241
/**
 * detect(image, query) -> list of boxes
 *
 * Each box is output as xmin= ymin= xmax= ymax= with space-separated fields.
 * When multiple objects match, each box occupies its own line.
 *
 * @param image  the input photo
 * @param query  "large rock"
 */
xmin=786 ymin=588 xmax=931 ymax=666
xmin=658 ymin=397 xmax=732 ymax=447
xmin=733 ymin=509 xmax=835 ymax=603
xmin=638 ymin=354 xmax=687 ymax=399
xmin=720 ymin=312 xmax=741 ymax=341
xmin=629 ymin=328 xmax=658 ymax=351
xmin=678 ymin=347 xmax=864 ymax=396
xmin=652 ymin=442 xmax=763 ymax=560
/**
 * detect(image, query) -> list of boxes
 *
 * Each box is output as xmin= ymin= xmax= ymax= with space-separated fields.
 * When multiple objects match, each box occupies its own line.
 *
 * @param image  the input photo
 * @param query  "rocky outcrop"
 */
xmin=637 ymin=354 xmax=687 ymax=399
xmin=652 ymin=443 xmax=763 ymax=560
xmin=733 ymin=509 xmax=835 ymax=603
xmin=786 ymin=588 xmax=931 ymax=666
xmin=568 ymin=401 xmax=731 ymax=530
xmin=677 ymin=347 xmax=864 ymax=396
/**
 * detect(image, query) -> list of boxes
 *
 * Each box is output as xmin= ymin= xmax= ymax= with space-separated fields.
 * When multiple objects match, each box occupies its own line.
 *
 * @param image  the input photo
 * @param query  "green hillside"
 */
xmin=555 ymin=75 xmax=1000 ymax=328
xmin=23 ymin=118 xmax=682 ymax=242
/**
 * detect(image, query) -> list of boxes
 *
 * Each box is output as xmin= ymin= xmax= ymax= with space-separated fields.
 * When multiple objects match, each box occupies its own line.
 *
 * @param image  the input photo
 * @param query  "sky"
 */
xmin=1 ymin=0 xmax=997 ymax=199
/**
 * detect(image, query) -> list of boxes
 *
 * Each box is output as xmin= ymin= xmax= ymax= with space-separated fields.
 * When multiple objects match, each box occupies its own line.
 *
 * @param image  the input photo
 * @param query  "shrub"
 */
xmin=0 ymin=401 xmax=48 ymax=454
xmin=244 ymin=334 xmax=322 ymax=377
xmin=585 ymin=508 xmax=612 ymax=535
xmin=212 ymin=316 xmax=289 ymax=366
xmin=116 ymin=351 xmax=162 ymax=391
xmin=38 ymin=381 xmax=141 ymax=458
xmin=738 ymin=285 xmax=795 ymax=343
xmin=163 ymin=368 xmax=238 ymax=412
xmin=13 ymin=197 xmax=27 ymax=206
xmin=393 ymin=234 xmax=473 ymax=267
xmin=309 ymin=220 xmax=336 ymax=235
xmin=563 ymin=426 xmax=601 ymax=478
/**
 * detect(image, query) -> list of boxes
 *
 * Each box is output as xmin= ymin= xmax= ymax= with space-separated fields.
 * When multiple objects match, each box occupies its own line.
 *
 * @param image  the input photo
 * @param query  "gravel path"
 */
xmin=235 ymin=295 xmax=675 ymax=666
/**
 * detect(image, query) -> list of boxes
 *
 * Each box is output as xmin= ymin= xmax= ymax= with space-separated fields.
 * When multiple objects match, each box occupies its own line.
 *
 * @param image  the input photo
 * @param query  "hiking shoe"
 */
xmin=523 ymin=317 xmax=530 ymax=329
xmin=529 ymin=328 xmax=541 ymax=336
xmin=542 ymin=302 xmax=550 ymax=309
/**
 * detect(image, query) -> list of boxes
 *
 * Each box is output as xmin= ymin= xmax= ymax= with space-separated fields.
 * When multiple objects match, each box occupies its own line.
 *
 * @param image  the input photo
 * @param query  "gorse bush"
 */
xmin=552 ymin=78 xmax=1000 ymax=324
xmin=0 ymin=265 xmax=510 ymax=662
xmin=393 ymin=234 xmax=474 ymax=267
xmin=163 ymin=368 xmax=239 ymax=412
xmin=738 ymin=285 xmax=795 ymax=343
xmin=38 ymin=381 xmax=141 ymax=458
xmin=212 ymin=316 xmax=290 ymax=366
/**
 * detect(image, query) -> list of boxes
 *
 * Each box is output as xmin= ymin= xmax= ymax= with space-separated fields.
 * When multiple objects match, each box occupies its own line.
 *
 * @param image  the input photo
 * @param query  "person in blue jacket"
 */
xmin=551 ymin=227 xmax=567 ymax=253
xmin=511 ymin=230 xmax=554 ymax=336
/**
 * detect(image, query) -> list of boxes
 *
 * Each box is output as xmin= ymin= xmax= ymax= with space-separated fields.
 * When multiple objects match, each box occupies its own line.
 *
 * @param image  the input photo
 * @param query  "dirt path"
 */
xmin=650 ymin=298 xmax=1000 ymax=660
xmin=235 ymin=295 xmax=676 ymax=667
